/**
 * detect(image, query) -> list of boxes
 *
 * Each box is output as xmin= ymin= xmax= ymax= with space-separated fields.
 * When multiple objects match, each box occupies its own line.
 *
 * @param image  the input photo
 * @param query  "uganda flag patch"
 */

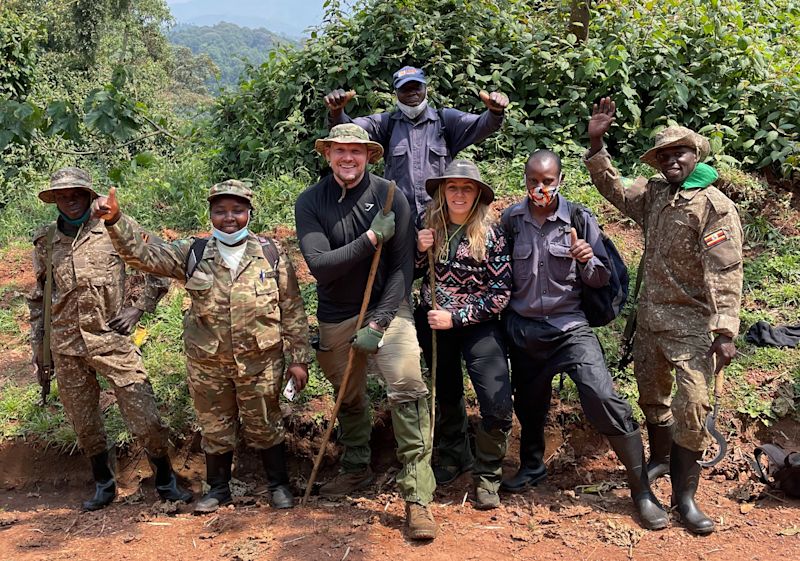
xmin=703 ymin=229 xmax=728 ymax=248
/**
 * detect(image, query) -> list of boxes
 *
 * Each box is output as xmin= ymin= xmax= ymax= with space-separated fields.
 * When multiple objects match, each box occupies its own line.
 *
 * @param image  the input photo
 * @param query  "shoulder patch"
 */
xmin=703 ymin=228 xmax=729 ymax=248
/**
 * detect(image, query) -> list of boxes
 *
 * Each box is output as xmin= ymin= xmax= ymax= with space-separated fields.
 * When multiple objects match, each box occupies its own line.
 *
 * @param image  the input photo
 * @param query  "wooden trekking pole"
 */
xmin=427 ymin=249 xmax=437 ymax=443
xmin=302 ymin=181 xmax=396 ymax=505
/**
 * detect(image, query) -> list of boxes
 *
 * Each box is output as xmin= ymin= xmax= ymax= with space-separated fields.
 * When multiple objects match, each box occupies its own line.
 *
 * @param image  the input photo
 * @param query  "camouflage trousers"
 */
xmin=186 ymin=352 xmax=285 ymax=455
xmin=53 ymin=347 xmax=170 ymax=457
xmin=634 ymin=326 xmax=714 ymax=451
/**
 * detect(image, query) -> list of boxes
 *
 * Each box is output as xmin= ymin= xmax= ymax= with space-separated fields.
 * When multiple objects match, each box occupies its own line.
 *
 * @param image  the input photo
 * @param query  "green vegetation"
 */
xmin=0 ymin=0 xmax=798 ymax=448
xmin=167 ymin=23 xmax=293 ymax=92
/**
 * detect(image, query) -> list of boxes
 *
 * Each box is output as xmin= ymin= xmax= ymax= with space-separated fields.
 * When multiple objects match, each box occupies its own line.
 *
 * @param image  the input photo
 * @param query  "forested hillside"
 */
xmin=167 ymin=22 xmax=294 ymax=91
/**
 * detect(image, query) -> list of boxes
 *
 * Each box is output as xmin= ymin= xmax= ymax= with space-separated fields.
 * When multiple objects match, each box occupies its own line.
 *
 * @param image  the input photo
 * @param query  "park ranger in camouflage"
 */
xmin=93 ymin=179 xmax=312 ymax=512
xmin=28 ymin=167 xmax=191 ymax=511
xmin=585 ymin=98 xmax=744 ymax=534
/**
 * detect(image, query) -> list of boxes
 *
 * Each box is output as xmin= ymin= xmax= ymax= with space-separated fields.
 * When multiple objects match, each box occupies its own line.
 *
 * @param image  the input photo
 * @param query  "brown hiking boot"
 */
xmin=319 ymin=467 xmax=375 ymax=498
xmin=405 ymin=502 xmax=437 ymax=540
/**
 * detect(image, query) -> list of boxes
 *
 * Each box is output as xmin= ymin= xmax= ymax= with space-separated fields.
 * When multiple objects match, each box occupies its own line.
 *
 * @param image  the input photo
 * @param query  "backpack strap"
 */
xmin=185 ymin=237 xmax=209 ymax=281
xmin=257 ymin=236 xmax=280 ymax=271
xmin=750 ymin=444 xmax=790 ymax=485
xmin=567 ymin=201 xmax=587 ymax=239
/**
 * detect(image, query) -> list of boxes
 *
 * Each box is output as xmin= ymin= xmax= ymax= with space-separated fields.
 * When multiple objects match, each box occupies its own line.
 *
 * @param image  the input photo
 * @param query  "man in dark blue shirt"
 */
xmin=501 ymin=150 xmax=668 ymax=532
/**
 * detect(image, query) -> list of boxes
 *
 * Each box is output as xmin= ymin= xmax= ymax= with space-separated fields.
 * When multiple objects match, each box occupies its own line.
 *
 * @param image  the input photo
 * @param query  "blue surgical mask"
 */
xmin=212 ymin=211 xmax=251 ymax=246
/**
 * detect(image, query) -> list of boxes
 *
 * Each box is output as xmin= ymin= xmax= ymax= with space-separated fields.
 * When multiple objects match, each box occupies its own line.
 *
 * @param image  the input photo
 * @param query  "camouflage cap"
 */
xmin=314 ymin=123 xmax=384 ymax=163
xmin=640 ymin=126 xmax=711 ymax=168
xmin=207 ymin=179 xmax=254 ymax=204
xmin=38 ymin=167 xmax=99 ymax=203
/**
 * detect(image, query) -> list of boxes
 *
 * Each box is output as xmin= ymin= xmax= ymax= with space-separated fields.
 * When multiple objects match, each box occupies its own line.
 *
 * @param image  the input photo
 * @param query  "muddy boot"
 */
xmin=319 ymin=466 xmax=375 ymax=498
xmin=83 ymin=449 xmax=116 ymax=511
xmin=671 ymin=444 xmax=715 ymax=534
xmin=405 ymin=502 xmax=437 ymax=540
xmin=607 ymin=429 xmax=669 ymax=530
xmin=260 ymin=442 xmax=293 ymax=509
xmin=194 ymin=451 xmax=233 ymax=514
xmin=433 ymin=397 xmax=474 ymax=486
xmin=149 ymin=454 xmax=193 ymax=503
xmin=473 ymin=423 xmax=508 ymax=510
xmin=646 ymin=421 xmax=673 ymax=482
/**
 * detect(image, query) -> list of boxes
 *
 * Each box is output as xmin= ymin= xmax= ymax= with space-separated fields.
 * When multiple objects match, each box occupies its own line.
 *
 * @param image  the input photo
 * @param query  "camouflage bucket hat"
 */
xmin=425 ymin=159 xmax=495 ymax=205
xmin=314 ymin=123 xmax=384 ymax=163
xmin=640 ymin=126 xmax=711 ymax=168
xmin=207 ymin=179 xmax=254 ymax=205
xmin=38 ymin=167 xmax=99 ymax=203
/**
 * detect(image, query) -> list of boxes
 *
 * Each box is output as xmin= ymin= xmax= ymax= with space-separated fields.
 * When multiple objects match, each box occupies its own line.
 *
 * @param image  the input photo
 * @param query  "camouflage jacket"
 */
xmin=28 ymin=217 xmax=169 ymax=358
xmin=106 ymin=214 xmax=312 ymax=375
xmin=585 ymin=148 xmax=743 ymax=339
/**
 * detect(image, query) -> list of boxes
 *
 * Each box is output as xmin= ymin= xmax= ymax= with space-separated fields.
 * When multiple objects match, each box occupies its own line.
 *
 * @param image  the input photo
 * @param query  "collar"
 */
xmin=328 ymin=172 xmax=371 ymax=199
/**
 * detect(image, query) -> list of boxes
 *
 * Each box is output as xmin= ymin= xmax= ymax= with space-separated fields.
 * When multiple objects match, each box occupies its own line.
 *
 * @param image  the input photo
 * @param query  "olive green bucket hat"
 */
xmin=640 ymin=126 xmax=711 ymax=168
xmin=207 ymin=179 xmax=254 ymax=205
xmin=38 ymin=167 xmax=99 ymax=203
xmin=424 ymin=159 xmax=495 ymax=205
xmin=314 ymin=123 xmax=384 ymax=163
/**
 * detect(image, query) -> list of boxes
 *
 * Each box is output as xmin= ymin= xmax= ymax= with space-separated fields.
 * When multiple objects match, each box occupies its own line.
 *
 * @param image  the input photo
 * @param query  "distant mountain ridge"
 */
xmin=167 ymin=0 xmax=325 ymax=38
xmin=167 ymin=22 xmax=296 ymax=91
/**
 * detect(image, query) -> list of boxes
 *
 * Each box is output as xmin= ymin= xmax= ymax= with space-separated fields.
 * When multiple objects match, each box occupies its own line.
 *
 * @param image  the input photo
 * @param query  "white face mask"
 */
xmin=527 ymin=174 xmax=562 ymax=207
xmin=397 ymin=98 xmax=428 ymax=120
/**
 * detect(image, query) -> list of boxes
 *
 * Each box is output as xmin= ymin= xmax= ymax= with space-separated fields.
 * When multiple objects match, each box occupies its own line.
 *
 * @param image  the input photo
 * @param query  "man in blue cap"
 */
xmin=324 ymin=65 xmax=509 ymax=216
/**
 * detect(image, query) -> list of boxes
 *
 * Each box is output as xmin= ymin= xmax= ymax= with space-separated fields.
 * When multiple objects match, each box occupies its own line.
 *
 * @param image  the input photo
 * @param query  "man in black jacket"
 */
xmin=295 ymin=124 xmax=437 ymax=540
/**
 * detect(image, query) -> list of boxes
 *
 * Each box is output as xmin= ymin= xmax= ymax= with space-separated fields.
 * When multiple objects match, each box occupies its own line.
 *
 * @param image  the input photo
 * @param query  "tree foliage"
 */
xmin=211 ymin=0 xmax=800 ymax=181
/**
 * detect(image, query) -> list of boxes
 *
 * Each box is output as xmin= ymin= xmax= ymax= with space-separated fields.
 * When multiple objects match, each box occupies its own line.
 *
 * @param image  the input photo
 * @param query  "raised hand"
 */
xmin=588 ymin=97 xmax=616 ymax=148
xmin=324 ymin=89 xmax=356 ymax=113
xmin=92 ymin=186 xmax=120 ymax=223
xmin=569 ymin=227 xmax=593 ymax=263
xmin=479 ymin=90 xmax=509 ymax=114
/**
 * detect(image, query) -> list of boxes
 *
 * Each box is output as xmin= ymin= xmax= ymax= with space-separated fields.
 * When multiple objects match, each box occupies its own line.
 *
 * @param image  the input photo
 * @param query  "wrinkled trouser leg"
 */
xmin=391 ymin=397 xmax=435 ymax=505
xmin=635 ymin=327 xmax=714 ymax=452
xmin=187 ymin=358 xmax=239 ymax=455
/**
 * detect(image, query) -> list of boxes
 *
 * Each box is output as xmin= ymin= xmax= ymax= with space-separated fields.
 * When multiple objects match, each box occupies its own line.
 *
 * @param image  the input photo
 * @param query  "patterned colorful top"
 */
xmin=415 ymin=222 xmax=512 ymax=328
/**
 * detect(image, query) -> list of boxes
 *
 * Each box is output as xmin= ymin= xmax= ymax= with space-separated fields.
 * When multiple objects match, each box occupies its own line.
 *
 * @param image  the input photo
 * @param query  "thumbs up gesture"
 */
xmin=569 ymin=227 xmax=594 ymax=263
xmin=479 ymin=90 xmax=509 ymax=114
xmin=93 ymin=186 xmax=121 ymax=224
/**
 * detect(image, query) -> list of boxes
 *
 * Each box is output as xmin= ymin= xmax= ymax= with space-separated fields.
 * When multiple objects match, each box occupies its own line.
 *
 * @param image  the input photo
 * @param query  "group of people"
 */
xmin=29 ymin=65 xmax=744 ymax=541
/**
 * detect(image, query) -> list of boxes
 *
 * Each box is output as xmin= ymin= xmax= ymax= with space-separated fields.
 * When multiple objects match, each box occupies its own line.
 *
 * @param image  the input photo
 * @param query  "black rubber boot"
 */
xmin=671 ymin=444 xmax=715 ymax=534
xmin=607 ymin=429 xmax=669 ymax=530
xmin=149 ymin=454 xmax=193 ymax=503
xmin=500 ymin=421 xmax=546 ymax=493
xmin=646 ymin=421 xmax=674 ymax=482
xmin=83 ymin=450 xmax=117 ymax=511
xmin=194 ymin=452 xmax=233 ymax=514
xmin=260 ymin=442 xmax=294 ymax=509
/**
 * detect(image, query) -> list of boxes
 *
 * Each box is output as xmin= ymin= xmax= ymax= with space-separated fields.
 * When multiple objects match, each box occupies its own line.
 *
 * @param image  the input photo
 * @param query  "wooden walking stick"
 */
xmin=427 ymin=249 xmax=437 ymax=443
xmin=302 ymin=181 xmax=396 ymax=505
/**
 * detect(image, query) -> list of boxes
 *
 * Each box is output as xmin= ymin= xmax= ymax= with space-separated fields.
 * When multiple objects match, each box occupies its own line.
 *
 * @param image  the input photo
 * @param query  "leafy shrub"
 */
xmin=212 ymin=0 xmax=800 ymax=181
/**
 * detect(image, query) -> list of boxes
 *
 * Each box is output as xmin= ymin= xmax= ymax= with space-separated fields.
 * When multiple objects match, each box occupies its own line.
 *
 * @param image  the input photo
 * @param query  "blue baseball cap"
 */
xmin=393 ymin=66 xmax=427 ymax=89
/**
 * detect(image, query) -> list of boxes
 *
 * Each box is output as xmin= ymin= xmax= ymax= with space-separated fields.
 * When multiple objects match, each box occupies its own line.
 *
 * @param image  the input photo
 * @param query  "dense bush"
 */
xmin=211 ymin=0 xmax=800 ymax=180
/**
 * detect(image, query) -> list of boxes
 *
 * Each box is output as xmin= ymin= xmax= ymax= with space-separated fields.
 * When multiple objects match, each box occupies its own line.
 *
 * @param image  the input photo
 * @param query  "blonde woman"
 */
xmin=415 ymin=159 xmax=512 ymax=510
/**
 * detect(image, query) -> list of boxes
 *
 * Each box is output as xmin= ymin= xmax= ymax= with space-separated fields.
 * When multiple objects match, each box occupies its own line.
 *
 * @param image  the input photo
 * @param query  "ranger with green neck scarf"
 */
xmin=27 ymin=167 xmax=190 ymax=511
xmin=584 ymin=99 xmax=743 ymax=535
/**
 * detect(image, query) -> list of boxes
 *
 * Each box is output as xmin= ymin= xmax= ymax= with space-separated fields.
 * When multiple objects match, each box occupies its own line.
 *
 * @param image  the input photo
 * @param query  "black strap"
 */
xmin=185 ymin=237 xmax=279 ymax=281
xmin=749 ymin=444 xmax=790 ymax=485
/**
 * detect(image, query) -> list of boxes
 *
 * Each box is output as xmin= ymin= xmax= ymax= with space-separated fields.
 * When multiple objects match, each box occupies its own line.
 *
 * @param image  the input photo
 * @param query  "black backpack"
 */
xmin=749 ymin=444 xmax=800 ymax=498
xmin=185 ymin=236 xmax=280 ymax=281
xmin=568 ymin=202 xmax=630 ymax=327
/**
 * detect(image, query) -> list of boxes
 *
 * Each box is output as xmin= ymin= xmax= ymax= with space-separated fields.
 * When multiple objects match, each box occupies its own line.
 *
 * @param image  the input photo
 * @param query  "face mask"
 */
xmin=59 ymin=206 xmax=91 ymax=226
xmin=527 ymin=175 xmax=562 ymax=207
xmin=397 ymin=98 xmax=428 ymax=120
xmin=211 ymin=211 xmax=250 ymax=246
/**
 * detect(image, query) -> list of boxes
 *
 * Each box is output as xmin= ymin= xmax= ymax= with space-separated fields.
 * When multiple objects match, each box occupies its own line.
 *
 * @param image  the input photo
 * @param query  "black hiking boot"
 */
xmin=83 ymin=449 xmax=116 ymax=511
xmin=194 ymin=451 xmax=233 ymax=514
